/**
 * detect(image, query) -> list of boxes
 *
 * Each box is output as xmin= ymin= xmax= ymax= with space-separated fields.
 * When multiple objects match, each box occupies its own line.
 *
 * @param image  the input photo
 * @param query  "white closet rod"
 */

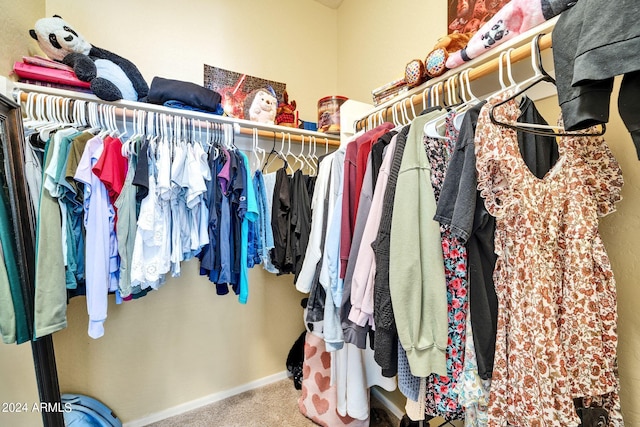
xmin=13 ymin=82 xmax=340 ymax=147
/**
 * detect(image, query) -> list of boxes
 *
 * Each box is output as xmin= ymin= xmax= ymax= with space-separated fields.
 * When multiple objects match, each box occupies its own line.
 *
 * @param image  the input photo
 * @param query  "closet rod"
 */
xmin=13 ymin=82 xmax=341 ymax=147
xmin=355 ymin=32 xmax=553 ymax=131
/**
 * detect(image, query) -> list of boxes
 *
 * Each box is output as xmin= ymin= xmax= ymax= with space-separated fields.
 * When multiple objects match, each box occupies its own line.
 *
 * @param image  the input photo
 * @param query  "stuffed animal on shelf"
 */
xmin=243 ymin=88 xmax=278 ymax=124
xmin=445 ymin=0 xmax=577 ymax=69
xmin=30 ymin=15 xmax=149 ymax=102
xmin=424 ymin=32 xmax=473 ymax=78
xmin=276 ymin=90 xmax=298 ymax=127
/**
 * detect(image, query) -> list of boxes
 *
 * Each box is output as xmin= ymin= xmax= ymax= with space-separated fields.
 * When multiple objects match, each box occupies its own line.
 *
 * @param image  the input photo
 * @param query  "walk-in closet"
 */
xmin=1 ymin=1 xmax=639 ymax=426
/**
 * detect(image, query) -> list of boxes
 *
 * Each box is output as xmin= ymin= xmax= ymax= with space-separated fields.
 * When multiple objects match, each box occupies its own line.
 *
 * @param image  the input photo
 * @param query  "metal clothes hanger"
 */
xmin=489 ymin=34 xmax=606 ymax=137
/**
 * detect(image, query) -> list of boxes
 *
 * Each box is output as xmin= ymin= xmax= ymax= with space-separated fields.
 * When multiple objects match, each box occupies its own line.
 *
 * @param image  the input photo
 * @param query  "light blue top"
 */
xmin=74 ymin=135 xmax=117 ymax=339
xmin=238 ymin=152 xmax=259 ymax=304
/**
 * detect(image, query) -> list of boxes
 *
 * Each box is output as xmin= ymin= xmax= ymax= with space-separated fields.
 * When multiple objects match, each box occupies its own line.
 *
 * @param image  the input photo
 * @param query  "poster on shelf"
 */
xmin=203 ymin=64 xmax=286 ymax=120
xmin=447 ymin=0 xmax=510 ymax=34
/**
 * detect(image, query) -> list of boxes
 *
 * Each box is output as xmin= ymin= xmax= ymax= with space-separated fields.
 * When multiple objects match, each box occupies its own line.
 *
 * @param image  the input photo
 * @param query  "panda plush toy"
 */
xmin=30 ymin=16 xmax=148 ymax=102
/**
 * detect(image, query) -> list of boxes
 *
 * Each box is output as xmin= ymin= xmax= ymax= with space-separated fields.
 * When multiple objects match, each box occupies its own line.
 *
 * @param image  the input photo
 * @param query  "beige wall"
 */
xmin=2 ymin=1 xmax=639 ymax=425
xmin=54 ymin=262 xmax=307 ymax=422
xmin=0 ymin=3 xmax=48 ymax=427
xmin=0 ymin=343 xmax=41 ymax=427
xmin=580 ymin=84 xmax=640 ymax=425
xmin=0 ymin=0 xmax=46 ymax=78
xmin=336 ymin=0 xmax=448 ymax=105
xmin=45 ymin=0 xmax=338 ymax=123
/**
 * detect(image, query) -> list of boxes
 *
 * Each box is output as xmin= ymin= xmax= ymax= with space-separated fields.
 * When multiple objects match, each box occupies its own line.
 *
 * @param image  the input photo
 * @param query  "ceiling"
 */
xmin=313 ymin=0 xmax=344 ymax=9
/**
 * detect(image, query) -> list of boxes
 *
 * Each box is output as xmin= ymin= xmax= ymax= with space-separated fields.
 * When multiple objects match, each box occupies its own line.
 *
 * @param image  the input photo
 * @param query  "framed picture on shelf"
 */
xmin=203 ymin=65 xmax=286 ymax=120
xmin=447 ymin=0 xmax=510 ymax=34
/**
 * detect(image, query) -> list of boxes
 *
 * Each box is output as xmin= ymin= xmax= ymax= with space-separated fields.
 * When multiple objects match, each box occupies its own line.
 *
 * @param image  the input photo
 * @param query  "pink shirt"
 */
xmin=348 ymin=134 xmax=398 ymax=328
xmin=339 ymin=123 xmax=394 ymax=278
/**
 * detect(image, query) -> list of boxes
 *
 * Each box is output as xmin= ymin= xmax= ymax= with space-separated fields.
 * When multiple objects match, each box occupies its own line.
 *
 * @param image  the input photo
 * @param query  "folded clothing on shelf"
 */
xmin=146 ymin=76 xmax=222 ymax=113
xmin=13 ymin=61 xmax=91 ymax=88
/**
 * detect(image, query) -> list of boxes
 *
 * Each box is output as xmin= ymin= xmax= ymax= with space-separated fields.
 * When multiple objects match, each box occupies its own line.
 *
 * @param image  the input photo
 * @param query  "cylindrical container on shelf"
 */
xmin=317 ymin=95 xmax=348 ymax=134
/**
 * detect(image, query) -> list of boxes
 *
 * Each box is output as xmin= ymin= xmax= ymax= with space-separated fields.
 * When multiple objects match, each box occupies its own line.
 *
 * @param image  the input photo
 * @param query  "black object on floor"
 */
xmin=399 ymin=414 xmax=421 ymax=427
xmin=370 ymin=407 xmax=395 ymax=427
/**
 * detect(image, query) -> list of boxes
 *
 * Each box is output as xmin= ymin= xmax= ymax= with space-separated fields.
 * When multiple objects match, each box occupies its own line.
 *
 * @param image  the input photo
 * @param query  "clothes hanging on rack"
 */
xmin=297 ymin=69 xmax=624 ymax=424
xmin=16 ymin=92 xmax=316 ymax=338
xmin=552 ymin=0 xmax=640 ymax=158
xmin=74 ymin=134 xmax=120 ymax=339
xmin=422 ymin=110 xmax=467 ymax=421
xmin=389 ymin=110 xmax=448 ymax=378
xmin=270 ymin=165 xmax=294 ymax=274
xmin=475 ymin=90 xmax=624 ymax=426
xmin=290 ymin=169 xmax=312 ymax=281
xmin=197 ymin=146 xmax=260 ymax=299
xmin=340 ymin=123 xmax=394 ymax=281
xmin=350 ymin=129 xmax=402 ymax=377
xmin=0 ymin=178 xmax=30 ymax=344
xmin=254 ymin=170 xmax=278 ymax=274
xmin=371 ymin=124 xmax=411 ymax=377
xmin=296 ymin=153 xmax=334 ymax=295
xmin=34 ymin=132 xmax=69 ymax=339
xmin=261 ymin=172 xmax=278 ymax=274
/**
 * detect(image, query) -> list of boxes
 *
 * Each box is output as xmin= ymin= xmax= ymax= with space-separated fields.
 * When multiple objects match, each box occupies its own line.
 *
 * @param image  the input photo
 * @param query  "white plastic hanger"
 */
xmin=391 ymin=101 xmax=401 ymax=129
xmin=423 ymin=82 xmax=451 ymax=140
xmin=37 ymin=95 xmax=68 ymax=139
xmin=400 ymin=98 xmax=411 ymax=126
xmin=21 ymin=93 xmax=40 ymax=129
xmin=408 ymin=95 xmax=418 ymax=123
xmin=453 ymin=69 xmax=481 ymax=130
xmin=121 ymin=109 xmax=137 ymax=157
xmin=301 ymin=135 xmax=316 ymax=175
xmin=366 ymin=113 xmax=374 ymax=132
xmin=285 ymin=133 xmax=302 ymax=172
xmin=251 ymin=127 xmax=260 ymax=172
xmin=310 ymin=135 xmax=318 ymax=173
xmin=422 ymin=86 xmax=431 ymax=112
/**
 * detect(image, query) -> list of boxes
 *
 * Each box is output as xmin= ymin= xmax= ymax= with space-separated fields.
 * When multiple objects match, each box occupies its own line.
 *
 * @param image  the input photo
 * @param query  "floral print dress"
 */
xmin=474 ymin=91 xmax=624 ymax=427
xmin=423 ymin=111 xmax=468 ymax=421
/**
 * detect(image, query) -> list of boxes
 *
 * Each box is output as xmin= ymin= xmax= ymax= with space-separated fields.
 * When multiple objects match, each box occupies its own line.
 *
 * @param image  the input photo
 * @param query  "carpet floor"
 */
xmin=146 ymin=378 xmax=399 ymax=427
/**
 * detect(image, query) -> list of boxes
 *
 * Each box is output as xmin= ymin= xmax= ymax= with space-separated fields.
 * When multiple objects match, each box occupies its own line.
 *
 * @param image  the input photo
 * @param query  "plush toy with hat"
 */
xmin=30 ymin=15 xmax=148 ymax=102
